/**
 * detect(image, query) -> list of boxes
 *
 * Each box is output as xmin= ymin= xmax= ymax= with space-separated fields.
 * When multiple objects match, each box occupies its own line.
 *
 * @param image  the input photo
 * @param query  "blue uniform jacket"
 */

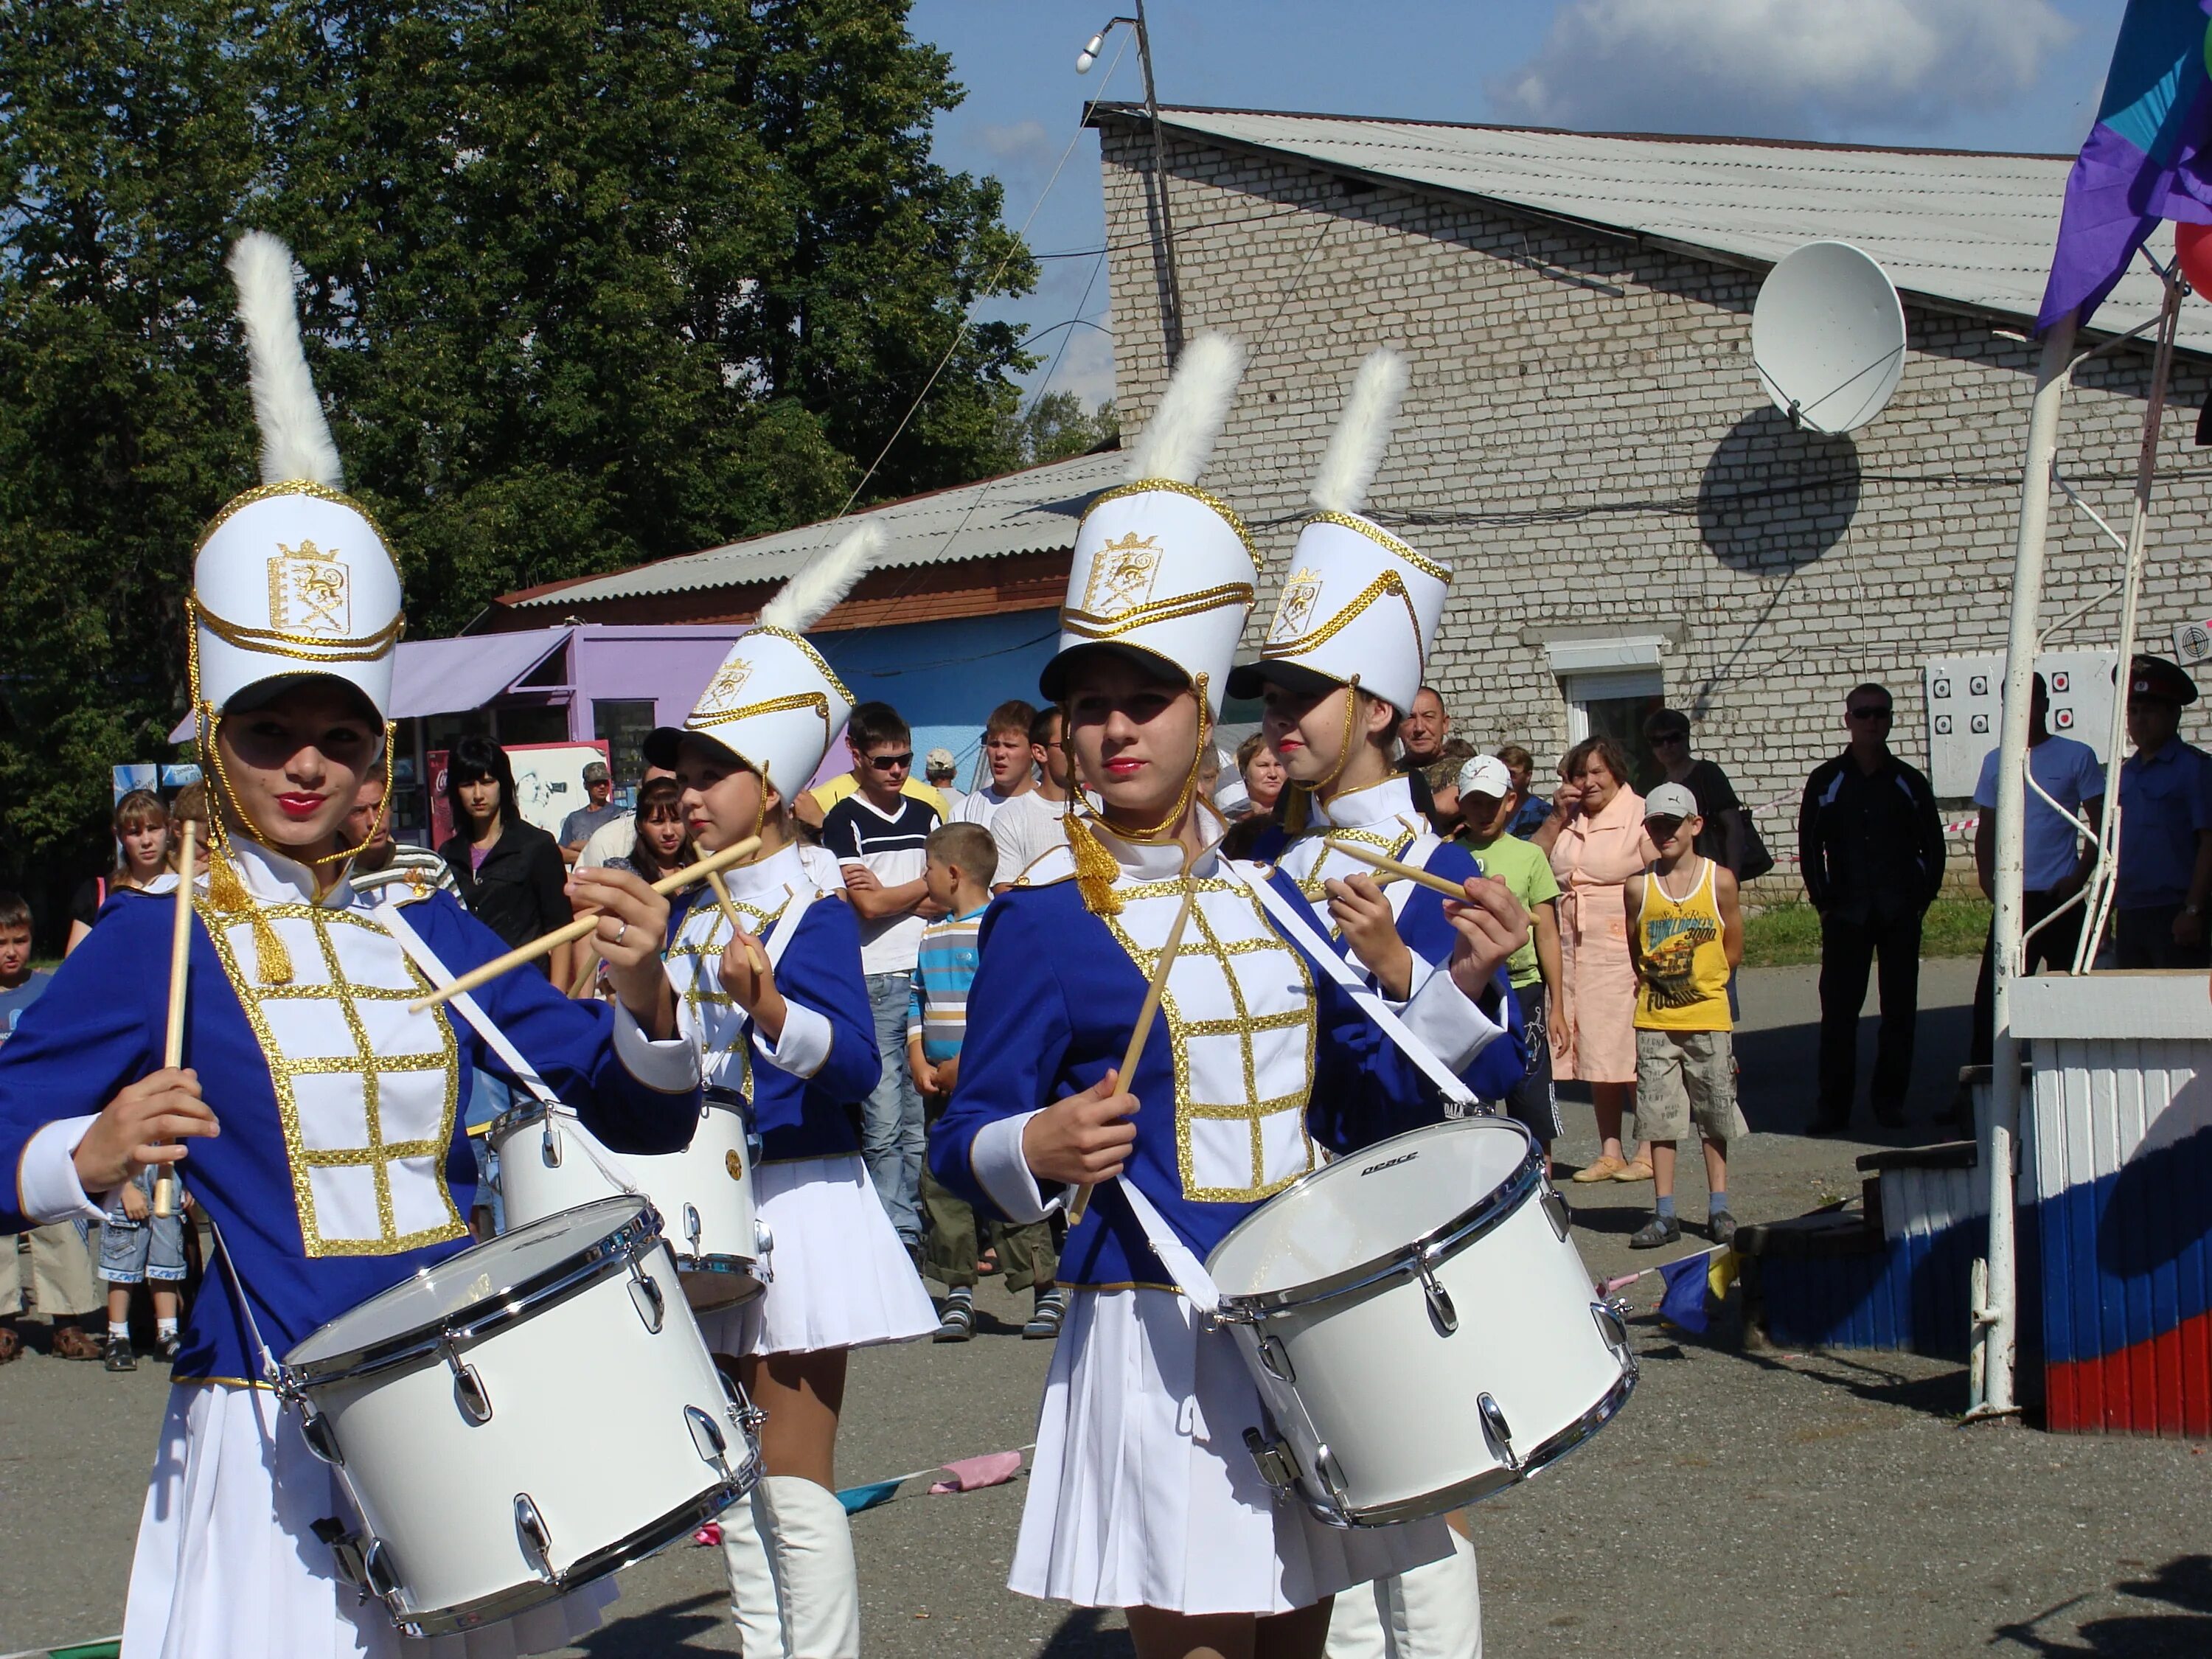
xmin=0 ymin=884 xmax=700 ymax=1385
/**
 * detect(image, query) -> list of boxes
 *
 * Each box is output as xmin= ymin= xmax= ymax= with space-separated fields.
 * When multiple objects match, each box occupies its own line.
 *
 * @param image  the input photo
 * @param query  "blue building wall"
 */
xmin=808 ymin=611 xmax=1062 ymax=790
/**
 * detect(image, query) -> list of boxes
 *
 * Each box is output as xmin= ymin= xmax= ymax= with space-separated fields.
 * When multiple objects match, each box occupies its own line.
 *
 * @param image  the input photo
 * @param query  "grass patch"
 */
xmin=1742 ymin=895 xmax=1990 ymax=969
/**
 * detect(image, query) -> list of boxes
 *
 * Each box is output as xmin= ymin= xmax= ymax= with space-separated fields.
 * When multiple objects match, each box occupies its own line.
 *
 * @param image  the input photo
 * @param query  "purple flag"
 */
xmin=2039 ymin=0 xmax=2212 ymax=333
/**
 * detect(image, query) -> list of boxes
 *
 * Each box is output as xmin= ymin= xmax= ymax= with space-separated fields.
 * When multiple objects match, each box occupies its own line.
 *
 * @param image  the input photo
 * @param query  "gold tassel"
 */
xmin=1065 ymin=800 xmax=1123 ymax=917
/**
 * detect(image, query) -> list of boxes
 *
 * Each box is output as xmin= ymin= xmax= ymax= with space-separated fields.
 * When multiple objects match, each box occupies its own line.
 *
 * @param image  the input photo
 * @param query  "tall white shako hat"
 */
xmin=192 ymin=232 xmax=403 ymax=728
xmin=1038 ymin=331 xmax=1256 ymax=717
xmin=1226 ymin=347 xmax=1445 ymax=716
xmin=643 ymin=521 xmax=884 ymax=794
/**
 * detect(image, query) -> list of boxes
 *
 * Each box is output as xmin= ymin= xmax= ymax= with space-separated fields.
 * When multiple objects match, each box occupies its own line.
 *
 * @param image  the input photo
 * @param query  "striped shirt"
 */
xmin=904 ymin=905 xmax=988 ymax=1064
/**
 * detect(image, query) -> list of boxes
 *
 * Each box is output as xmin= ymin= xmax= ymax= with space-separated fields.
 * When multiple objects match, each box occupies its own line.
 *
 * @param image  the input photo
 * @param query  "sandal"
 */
xmin=1571 ymin=1155 xmax=1627 ymax=1183
xmin=51 ymin=1324 xmax=104 ymax=1362
xmin=0 ymin=1325 xmax=21 ymax=1366
xmin=1612 ymin=1156 xmax=1655 ymax=1183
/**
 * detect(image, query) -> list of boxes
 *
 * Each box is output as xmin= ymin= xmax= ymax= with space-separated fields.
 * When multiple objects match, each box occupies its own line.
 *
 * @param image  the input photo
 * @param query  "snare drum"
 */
xmin=279 ymin=1196 xmax=760 ymax=1638
xmin=1206 ymin=1117 xmax=1635 ymax=1527
xmin=493 ymin=1090 xmax=767 ymax=1310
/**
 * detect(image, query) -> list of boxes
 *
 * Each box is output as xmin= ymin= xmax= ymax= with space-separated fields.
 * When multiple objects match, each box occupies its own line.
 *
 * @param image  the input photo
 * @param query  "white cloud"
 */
xmin=1024 ymin=317 xmax=1116 ymax=411
xmin=1489 ymin=0 xmax=2073 ymax=140
xmin=975 ymin=119 xmax=1058 ymax=199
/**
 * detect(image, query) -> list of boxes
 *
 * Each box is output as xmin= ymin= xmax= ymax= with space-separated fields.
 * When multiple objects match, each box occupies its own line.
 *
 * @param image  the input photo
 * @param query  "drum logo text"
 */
xmin=1358 ymin=1150 xmax=1419 ymax=1177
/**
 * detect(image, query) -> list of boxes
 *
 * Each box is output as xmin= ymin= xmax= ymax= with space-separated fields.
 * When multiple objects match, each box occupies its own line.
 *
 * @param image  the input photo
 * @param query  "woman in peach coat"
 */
xmin=1532 ymin=735 xmax=1658 ymax=1182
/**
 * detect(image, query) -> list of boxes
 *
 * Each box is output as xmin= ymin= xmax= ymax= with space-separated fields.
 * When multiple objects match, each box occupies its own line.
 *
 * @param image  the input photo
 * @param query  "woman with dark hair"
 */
xmin=437 ymin=734 xmax=574 ymax=983
xmin=1531 ymin=734 xmax=1658 ymax=1183
xmin=65 ymin=790 xmax=171 ymax=955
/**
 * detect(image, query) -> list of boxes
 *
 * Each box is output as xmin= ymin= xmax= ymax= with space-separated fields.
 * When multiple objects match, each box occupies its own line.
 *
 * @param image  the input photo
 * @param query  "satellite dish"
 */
xmin=1750 ymin=240 xmax=1907 ymax=434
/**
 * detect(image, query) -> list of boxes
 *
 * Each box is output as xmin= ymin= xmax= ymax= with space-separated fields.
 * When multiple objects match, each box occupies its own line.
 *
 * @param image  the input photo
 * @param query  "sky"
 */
xmin=908 ymin=0 xmax=2130 ymax=414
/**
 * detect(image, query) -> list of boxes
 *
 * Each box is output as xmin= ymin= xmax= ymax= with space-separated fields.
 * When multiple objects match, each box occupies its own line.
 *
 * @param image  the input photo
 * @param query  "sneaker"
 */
xmin=1023 ymin=1288 xmax=1068 ymax=1340
xmin=158 ymin=1332 xmax=184 ymax=1363
xmin=934 ymin=1289 xmax=975 ymax=1343
xmin=1708 ymin=1211 xmax=1738 ymax=1248
xmin=1628 ymin=1216 xmax=1682 ymax=1251
xmin=104 ymin=1335 xmax=137 ymax=1372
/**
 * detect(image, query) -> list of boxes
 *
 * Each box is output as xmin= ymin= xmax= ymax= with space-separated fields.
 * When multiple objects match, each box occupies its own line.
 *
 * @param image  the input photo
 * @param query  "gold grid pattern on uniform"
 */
xmin=667 ymin=888 xmax=793 ymax=1100
xmin=1294 ymin=821 xmax=1419 ymax=936
xmin=1104 ymin=877 xmax=1318 ymax=1203
xmin=198 ymin=900 xmax=463 ymax=1258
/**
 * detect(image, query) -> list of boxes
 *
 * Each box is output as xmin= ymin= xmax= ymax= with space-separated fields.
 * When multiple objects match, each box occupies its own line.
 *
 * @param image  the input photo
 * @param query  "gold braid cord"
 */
xmin=1065 ymin=673 xmax=1214 ymax=919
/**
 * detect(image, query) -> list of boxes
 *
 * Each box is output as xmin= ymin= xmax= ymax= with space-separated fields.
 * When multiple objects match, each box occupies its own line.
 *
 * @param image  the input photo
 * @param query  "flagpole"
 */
xmin=1972 ymin=306 xmax=2077 ymax=1422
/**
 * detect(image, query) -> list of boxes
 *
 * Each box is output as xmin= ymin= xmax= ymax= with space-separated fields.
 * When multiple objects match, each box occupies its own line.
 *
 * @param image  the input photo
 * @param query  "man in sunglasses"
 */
xmin=1798 ymin=684 xmax=1947 ymax=1133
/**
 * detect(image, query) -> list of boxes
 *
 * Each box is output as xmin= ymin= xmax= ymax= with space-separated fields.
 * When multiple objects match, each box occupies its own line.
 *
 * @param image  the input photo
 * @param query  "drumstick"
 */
xmin=1066 ymin=888 xmax=1195 ymax=1226
xmin=701 ymin=868 xmax=770 ymax=973
xmin=153 ymin=821 xmax=197 ymax=1220
xmin=1331 ymin=839 xmax=1469 ymax=900
xmin=408 ymin=835 xmax=762 ymax=1012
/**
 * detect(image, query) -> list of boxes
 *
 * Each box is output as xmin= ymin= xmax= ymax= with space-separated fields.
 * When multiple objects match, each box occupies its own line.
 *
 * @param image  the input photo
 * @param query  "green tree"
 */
xmin=0 ymin=0 xmax=1034 ymax=902
xmin=1003 ymin=390 xmax=1118 ymax=467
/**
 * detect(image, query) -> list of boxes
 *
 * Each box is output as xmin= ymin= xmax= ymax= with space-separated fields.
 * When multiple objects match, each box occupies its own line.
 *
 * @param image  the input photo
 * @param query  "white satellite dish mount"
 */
xmin=1751 ymin=240 xmax=1907 ymax=435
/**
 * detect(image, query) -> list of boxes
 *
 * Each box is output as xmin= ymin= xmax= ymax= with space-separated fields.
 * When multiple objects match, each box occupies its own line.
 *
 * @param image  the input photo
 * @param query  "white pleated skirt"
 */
xmin=1011 ymin=1288 xmax=1453 ymax=1615
xmin=122 ymin=1382 xmax=612 ymax=1659
xmin=695 ymin=1153 xmax=936 ymax=1357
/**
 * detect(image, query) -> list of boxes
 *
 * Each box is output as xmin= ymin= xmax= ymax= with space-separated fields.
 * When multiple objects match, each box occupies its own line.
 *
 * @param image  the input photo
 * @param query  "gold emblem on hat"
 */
xmin=698 ymin=655 xmax=754 ymax=714
xmin=268 ymin=540 xmax=352 ymax=636
xmin=1272 ymin=568 xmax=1322 ymax=642
xmin=1084 ymin=532 xmax=1164 ymax=617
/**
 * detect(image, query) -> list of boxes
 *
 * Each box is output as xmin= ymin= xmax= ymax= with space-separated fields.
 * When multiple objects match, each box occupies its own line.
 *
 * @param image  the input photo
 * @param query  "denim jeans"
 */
xmin=861 ymin=970 xmax=925 ymax=1244
xmin=465 ymin=1070 xmax=511 ymax=1234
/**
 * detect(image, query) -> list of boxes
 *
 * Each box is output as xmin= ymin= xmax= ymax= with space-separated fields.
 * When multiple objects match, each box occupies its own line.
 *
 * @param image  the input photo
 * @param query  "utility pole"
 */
xmin=1079 ymin=6 xmax=1184 ymax=365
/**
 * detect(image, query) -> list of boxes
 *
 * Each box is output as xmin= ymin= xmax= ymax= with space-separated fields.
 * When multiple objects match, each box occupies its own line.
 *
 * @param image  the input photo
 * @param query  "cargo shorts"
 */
xmin=1634 ymin=1028 xmax=1747 ymax=1145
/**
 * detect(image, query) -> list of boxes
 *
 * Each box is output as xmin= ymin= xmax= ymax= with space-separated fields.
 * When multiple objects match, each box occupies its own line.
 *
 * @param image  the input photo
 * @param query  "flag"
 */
xmin=1658 ymin=1253 xmax=1714 ymax=1334
xmin=929 ymin=1450 xmax=1024 ymax=1494
xmin=838 ymin=1477 xmax=908 ymax=1514
xmin=2039 ymin=0 xmax=2212 ymax=333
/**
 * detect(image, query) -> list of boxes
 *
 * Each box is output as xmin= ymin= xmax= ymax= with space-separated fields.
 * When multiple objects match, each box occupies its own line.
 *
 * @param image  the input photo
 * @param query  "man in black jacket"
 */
xmin=1798 ymin=684 xmax=1948 ymax=1132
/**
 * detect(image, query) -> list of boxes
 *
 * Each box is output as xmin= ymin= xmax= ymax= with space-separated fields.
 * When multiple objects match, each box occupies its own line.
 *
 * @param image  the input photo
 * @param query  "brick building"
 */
xmin=1088 ymin=105 xmax=2212 ymax=835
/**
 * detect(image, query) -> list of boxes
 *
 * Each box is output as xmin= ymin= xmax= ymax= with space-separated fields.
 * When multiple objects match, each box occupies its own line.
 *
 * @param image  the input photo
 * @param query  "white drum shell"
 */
xmin=493 ymin=1100 xmax=763 ymax=1309
xmin=1208 ymin=1121 xmax=1634 ymax=1525
xmin=287 ymin=1226 xmax=754 ymax=1632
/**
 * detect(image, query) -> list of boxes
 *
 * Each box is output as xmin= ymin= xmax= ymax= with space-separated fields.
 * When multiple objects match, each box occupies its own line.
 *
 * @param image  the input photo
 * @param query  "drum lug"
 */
xmin=628 ymin=1258 xmax=667 ymax=1334
xmin=1543 ymin=1187 xmax=1573 ymax=1241
xmin=1477 ymin=1391 xmax=1521 ymax=1473
xmin=686 ymin=1402 xmax=734 ymax=1477
xmin=299 ymin=1405 xmax=344 ymax=1467
xmin=754 ymin=1220 xmax=775 ymax=1284
xmin=440 ymin=1340 xmax=493 ymax=1425
xmin=684 ymin=1203 xmax=704 ymax=1256
xmin=1256 ymin=1333 xmax=1297 ymax=1385
xmin=1242 ymin=1426 xmax=1300 ymax=1496
xmin=311 ymin=1517 xmax=369 ymax=1597
xmin=1416 ymin=1256 xmax=1459 ymax=1336
xmin=1593 ymin=1299 xmax=1631 ymax=1354
xmin=540 ymin=1121 xmax=563 ymax=1169
xmin=362 ymin=1536 xmax=401 ymax=1601
xmin=1312 ymin=1443 xmax=1354 ymax=1514
xmin=513 ymin=1492 xmax=557 ymax=1585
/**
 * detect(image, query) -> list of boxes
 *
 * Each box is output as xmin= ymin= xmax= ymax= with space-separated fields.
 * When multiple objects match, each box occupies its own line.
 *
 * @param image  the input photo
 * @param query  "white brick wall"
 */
xmin=1097 ymin=126 xmax=2212 ymax=846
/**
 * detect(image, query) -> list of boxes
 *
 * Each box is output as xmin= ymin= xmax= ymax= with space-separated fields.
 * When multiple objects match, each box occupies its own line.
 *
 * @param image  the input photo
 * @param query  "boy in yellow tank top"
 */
xmin=1624 ymin=782 xmax=1746 ymax=1249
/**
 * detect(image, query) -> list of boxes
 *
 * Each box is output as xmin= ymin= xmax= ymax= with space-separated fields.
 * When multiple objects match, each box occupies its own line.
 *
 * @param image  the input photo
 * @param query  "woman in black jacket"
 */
xmin=437 ymin=735 xmax=574 ymax=980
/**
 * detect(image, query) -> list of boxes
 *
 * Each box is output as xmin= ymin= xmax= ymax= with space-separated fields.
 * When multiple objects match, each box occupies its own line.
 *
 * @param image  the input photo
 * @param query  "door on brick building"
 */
xmin=1562 ymin=667 xmax=1663 ymax=780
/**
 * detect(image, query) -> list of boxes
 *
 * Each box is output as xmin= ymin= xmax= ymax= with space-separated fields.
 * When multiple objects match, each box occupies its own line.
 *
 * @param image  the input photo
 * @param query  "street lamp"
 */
xmin=1077 ymin=4 xmax=1183 ymax=364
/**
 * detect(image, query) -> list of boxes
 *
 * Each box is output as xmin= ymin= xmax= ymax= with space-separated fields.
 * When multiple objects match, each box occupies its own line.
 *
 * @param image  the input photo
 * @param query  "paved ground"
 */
xmin=6 ymin=960 xmax=2212 ymax=1657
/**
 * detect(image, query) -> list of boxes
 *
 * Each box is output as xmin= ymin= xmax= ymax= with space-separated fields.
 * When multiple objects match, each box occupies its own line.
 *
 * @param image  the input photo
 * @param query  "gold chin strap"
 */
xmin=1281 ymin=676 xmax=1360 ymax=837
xmin=1064 ymin=673 xmax=1213 ymax=919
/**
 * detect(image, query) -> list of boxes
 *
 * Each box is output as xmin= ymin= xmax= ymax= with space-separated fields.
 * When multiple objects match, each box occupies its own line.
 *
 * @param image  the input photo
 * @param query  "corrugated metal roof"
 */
xmin=1141 ymin=107 xmax=2204 ymax=352
xmin=506 ymin=448 xmax=1119 ymax=609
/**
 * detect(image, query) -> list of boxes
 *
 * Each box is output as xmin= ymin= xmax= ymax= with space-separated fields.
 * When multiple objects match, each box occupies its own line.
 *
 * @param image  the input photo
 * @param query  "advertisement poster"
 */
xmin=426 ymin=740 xmax=611 ymax=849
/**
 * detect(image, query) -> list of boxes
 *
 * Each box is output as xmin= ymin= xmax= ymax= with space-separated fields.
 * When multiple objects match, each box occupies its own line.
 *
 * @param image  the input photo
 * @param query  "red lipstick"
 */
xmin=275 ymin=793 xmax=327 ymax=821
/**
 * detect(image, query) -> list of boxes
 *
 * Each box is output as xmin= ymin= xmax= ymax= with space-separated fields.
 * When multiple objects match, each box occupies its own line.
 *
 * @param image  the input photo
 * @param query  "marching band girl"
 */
xmin=650 ymin=525 xmax=936 ymax=1658
xmin=929 ymin=333 xmax=1531 ymax=1659
xmin=0 ymin=234 xmax=703 ymax=1658
xmin=1229 ymin=352 xmax=1498 ymax=1658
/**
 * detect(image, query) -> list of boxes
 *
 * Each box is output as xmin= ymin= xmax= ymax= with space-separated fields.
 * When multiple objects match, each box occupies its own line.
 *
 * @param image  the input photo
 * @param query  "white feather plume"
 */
xmin=758 ymin=520 xmax=883 ymax=633
xmin=1309 ymin=347 xmax=1408 ymax=515
xmin=228 ymin=231 xmax=343 ymax=488
xmin=1124 ymin=330 xmax=1247 ymax=484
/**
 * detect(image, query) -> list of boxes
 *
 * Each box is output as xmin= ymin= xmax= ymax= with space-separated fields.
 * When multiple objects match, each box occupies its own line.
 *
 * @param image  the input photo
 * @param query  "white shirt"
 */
xmin=575 ymin=814 xmax=637 ymax=871
xmin=953 ymin=782 xmax=1033 ymax=828
xmin=1973 ymin=734 xmax=2107 ymax=893
xmin=989 ymin=789 xmax=1072 ymax=886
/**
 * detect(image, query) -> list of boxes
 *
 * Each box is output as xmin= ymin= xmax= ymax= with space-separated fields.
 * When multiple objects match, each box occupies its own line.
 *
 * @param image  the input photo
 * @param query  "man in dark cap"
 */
xmin=2115 ymin=655 xmax=2212 ymax=969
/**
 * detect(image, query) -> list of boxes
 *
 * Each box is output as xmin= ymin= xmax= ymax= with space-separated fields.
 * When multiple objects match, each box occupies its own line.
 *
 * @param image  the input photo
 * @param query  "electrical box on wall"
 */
xmin=1922 ymin=651 xmax=2117 ymax=798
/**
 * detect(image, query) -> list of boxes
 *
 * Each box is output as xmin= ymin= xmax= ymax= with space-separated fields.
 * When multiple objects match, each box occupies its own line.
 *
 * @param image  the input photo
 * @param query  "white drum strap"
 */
xmin=763 ymin=884 xmax=816 ymax=970
xmin=1107 ymin=1177 xmax=1221 ymax=1317
xmin=378 ymin=901 xmax=641 ymax=1197
xmin=1228 ymin=860 xmax=1481 ymax=1115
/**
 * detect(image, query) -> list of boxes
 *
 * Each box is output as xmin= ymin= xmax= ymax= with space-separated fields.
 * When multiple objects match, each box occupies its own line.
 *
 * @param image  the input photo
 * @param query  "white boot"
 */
xmin=760 ymin=1474 xmax=860 ymax=1659
xmin=720 ymin=1486 xmax=790 ymax=1658
xmin=1326 ymin=1527 xmax=1482 ymax=1659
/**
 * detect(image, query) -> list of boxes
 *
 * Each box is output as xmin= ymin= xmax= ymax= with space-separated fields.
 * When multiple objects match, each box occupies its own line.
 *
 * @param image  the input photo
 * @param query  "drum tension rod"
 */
xmin=439 ymin=1337 xmax=494 ymax=1426
xmin=514 ymin=1492 xmax=558 ymax=1585
xmin=1477 ymin=1393 xmax=1520 ymax=1472
xmin=628 ymin=1255 xmax=667 ymax=1334
xmin=1416 ymin=1248 xmax=1459 ymax=1335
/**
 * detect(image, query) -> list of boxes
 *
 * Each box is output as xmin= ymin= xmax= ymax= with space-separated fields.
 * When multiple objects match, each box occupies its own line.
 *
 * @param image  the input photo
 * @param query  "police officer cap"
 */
xmin=2128 ymin=654 xmax=2199 ymax=706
